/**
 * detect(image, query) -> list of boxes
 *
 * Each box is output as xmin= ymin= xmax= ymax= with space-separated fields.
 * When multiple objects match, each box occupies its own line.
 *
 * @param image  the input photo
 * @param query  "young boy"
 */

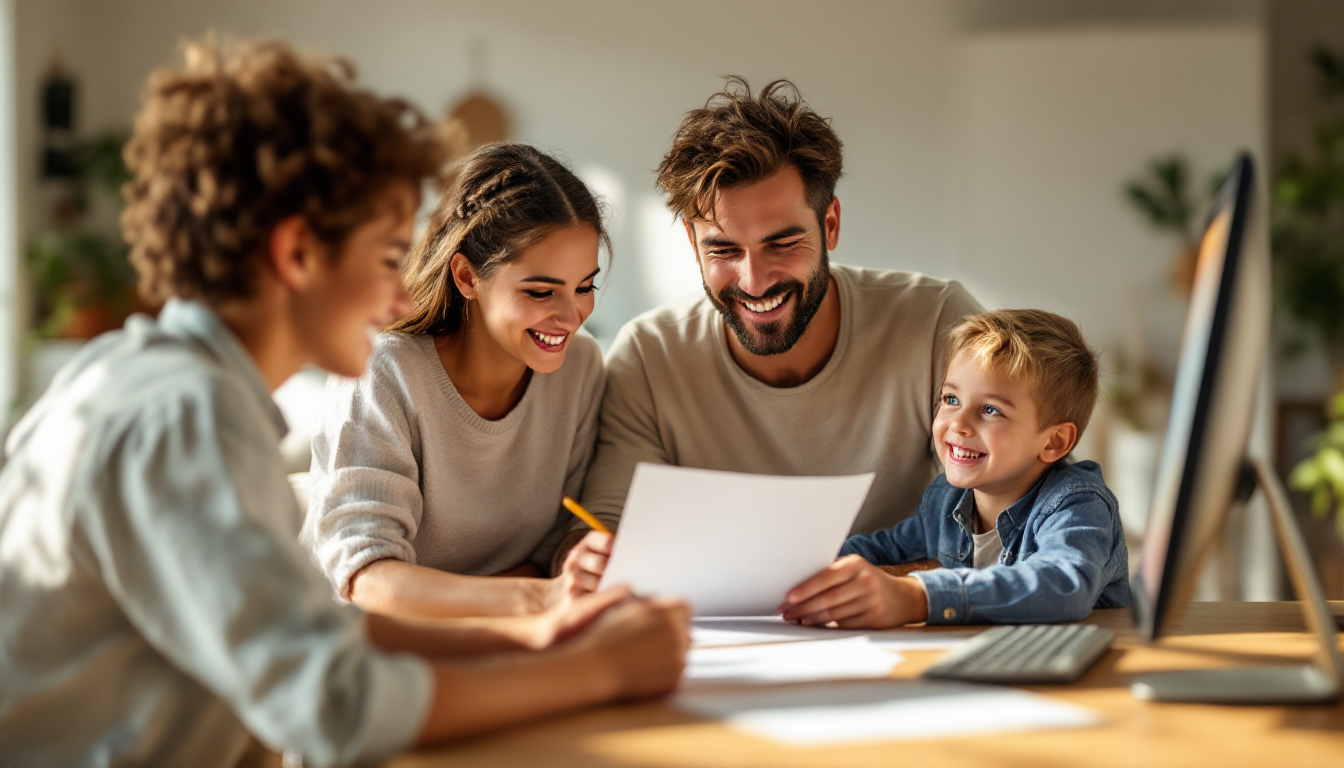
xmin=0 ymin=39 xmax=687 ymax=768
xmin=779 ymin=309 xmax=1130 ymax=627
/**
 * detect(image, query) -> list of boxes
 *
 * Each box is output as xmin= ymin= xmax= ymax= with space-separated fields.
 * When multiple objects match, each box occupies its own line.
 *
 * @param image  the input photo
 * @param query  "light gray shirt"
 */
xmin=0 ymin=300 xmax=430 ymax=768
xmin=303 ymin=332 xmax=604 ymax=598
xmin=581 ymin=264 xmax=981 ymax=535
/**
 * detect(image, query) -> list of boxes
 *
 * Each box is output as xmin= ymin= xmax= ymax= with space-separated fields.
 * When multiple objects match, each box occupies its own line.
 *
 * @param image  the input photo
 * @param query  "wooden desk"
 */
xmin=391 ymin=602 xmax=1344 ymax=768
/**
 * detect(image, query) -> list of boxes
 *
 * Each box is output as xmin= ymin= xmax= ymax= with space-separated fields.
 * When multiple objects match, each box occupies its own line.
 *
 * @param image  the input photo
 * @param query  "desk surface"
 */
xmin=390 ymin=602 xmax=1344 ymax=768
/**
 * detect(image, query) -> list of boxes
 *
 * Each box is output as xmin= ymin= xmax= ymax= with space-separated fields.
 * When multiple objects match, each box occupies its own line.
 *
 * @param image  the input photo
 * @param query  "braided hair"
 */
xmin=389 ymin=142 xmax=611 ymax=337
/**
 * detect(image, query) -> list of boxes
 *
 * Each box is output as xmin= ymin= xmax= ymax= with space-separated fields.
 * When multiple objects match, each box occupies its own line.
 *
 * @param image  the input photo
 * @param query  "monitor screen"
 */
xmin=1131 ymin=152 xmax=1269 ymax=640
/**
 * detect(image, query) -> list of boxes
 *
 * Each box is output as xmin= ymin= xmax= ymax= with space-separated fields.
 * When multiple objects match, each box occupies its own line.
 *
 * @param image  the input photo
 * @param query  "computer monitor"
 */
xmin=1129 ymin=152 xmax=1344 ymax=703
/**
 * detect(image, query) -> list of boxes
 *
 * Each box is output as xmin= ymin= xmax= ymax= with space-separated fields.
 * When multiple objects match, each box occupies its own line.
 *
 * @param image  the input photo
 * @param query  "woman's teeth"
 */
xmin=743 ymin=293 xmax=787 ymax=313
xmin=529 ymin=330 xmax=567 ymax=346
xmin=949 ymin=444 xmax=985 ymax=460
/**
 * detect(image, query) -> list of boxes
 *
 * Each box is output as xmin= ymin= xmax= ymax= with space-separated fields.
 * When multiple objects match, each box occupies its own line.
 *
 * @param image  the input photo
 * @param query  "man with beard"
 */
xmin=558 ymin=78 xmax=980 ymax=588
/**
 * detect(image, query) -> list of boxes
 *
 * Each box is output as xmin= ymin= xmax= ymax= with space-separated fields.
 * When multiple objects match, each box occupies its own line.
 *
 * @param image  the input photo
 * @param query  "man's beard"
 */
xmin=705 ymin=247 xmax=831 ymax=357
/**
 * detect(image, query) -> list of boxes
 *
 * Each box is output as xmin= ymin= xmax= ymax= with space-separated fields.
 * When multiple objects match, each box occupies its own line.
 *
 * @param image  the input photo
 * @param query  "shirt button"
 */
xmin=943 ymin=607 xmax=957 ymax=621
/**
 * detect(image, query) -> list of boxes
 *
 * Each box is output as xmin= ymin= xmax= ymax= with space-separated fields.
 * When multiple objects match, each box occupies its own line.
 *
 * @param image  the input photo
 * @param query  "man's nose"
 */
xmin=736 ymin=250 xmax=775 ymax=297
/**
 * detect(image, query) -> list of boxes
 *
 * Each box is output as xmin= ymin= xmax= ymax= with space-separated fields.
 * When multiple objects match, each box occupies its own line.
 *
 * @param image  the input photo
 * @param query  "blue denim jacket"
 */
xmin=841 ymin=460 xmax=1130 ymax=625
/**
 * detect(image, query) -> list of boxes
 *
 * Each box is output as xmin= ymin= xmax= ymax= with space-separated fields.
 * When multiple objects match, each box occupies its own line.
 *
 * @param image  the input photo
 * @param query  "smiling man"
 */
xmin=567 ymin=78 xmax=981 ymax=584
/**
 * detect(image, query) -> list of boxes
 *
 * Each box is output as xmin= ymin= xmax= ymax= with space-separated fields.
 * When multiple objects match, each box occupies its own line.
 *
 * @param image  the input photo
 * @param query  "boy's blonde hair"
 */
xmin=946 ymin=309 xmax=1100 ymax=436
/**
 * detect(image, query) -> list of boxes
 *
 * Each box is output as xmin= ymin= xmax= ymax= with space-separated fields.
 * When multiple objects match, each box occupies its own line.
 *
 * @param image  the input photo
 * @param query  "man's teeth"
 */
xmin=530 ymin=330 xmax=568 ymax=346
xmin=950 ymin=445 xmax=985 ymax=460
xmin=743 ymin=293 xmax=787 ymax=314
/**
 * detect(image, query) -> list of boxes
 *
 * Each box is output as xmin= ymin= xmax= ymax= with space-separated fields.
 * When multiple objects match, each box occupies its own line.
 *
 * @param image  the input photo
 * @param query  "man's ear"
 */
xmin=268 ymin=215 xmax=320 ymax=290
xmin=448 ymin=253 xmax=479 ymax=300
xmin=683 ymin=219 xmax=700 ymax=261
xmin=823 ymin=197 xmax=841 ymax=251
xmin=1039 ymin=422 xmax=1078 ymax=464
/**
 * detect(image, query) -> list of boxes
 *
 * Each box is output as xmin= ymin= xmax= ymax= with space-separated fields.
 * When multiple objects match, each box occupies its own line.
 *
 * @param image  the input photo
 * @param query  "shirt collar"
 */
xmin=155 ymin=298 xmax=289 ymax=437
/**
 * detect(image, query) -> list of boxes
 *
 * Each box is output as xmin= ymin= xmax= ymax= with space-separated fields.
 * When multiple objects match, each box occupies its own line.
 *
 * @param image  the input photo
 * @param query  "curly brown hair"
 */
xmin=388 ymin=142 xmax=611 ymax=338
xmin=656 ymin=77 xmax=843 ymax=226
xmin=121 ymin=37 xmax=444 ymax=304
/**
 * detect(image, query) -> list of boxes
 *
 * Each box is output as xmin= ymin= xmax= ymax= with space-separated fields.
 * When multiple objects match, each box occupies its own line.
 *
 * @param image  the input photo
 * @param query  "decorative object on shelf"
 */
xmin=1289 ymin=392 xmax=1344 ymax=536
xmin=1122 ymin=154 xmax=1226 ymax=295
xmin=1272 ymin=47 xmax=1344 ymax=394
xmin=441 ymin=39 xmax=511 ymax=169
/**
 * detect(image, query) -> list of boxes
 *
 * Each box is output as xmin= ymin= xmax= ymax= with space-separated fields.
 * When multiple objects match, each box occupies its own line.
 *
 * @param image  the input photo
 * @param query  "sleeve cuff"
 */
xmin=355 ymin=649 xmax=434 ymax=764
xmin=331 ymin=542 xmax=414 ymax=602
xmin=913 ymin=568 xmax=969 ymax=625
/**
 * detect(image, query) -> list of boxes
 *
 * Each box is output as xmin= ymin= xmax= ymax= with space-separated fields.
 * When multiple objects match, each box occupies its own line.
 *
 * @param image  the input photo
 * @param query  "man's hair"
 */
xmin=387 ymin=142 xmax=612 ymax=337
xmin=121 ymin=38 xmax=444 ymax=304
xmin=947 ymin=309 xmax=1100 ymax=436
xmin=655 ymin=77 xmax=843 ymax=226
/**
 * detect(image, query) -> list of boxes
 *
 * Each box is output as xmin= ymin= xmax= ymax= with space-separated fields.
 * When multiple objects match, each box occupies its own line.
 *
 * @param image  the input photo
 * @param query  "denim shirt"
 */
xmin=841 ymin=460 xmax=1130 ymax=625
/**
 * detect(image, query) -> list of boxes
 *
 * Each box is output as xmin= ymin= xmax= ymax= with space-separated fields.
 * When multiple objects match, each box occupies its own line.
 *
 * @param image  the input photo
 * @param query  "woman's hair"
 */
xmin=388 ymin=142 xmax=612 ymax=337
xmin=656 ymin=76 xmax=843 ymax=227
xmin=121 ymin=37 xmax=443 ymax=304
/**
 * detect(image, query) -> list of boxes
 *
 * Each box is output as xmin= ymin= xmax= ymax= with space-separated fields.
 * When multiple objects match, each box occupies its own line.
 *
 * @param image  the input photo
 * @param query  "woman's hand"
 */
xmin=551 ymin=530 xmax=614 ymax=602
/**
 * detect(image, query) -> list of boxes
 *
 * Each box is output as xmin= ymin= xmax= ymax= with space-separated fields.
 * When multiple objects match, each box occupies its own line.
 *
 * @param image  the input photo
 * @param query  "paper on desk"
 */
xmin=683 ymin=636 xmax=902 ymax=688
xmin=599 ymin=464 xmax=875 ymax=615
xmin=675 ymin=680 xmax=1100 ymax=744
xmin=692 ymin=616 xmax=979 ymax=650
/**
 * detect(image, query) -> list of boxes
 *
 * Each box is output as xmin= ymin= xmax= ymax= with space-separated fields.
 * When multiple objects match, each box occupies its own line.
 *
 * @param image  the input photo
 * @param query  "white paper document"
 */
xmin=692 ymin=616 xmax=979 ymax=650
xmin=675 ymin=680 xmax=1100 ymax=744
xmin=683 ymin=637 xmax=902 ymax=688
xmin=599 ymin=464 xmax=875 ymax=615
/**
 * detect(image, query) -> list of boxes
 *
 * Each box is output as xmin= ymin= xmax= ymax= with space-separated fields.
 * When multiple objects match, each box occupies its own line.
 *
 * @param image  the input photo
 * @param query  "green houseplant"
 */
xmin=26 ymin=130 xmax=138 ymax=338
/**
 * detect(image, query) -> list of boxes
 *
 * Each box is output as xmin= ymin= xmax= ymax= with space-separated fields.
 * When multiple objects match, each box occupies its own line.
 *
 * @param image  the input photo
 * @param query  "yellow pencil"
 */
xmin=562 ymin=496 xmax=611 ymax=534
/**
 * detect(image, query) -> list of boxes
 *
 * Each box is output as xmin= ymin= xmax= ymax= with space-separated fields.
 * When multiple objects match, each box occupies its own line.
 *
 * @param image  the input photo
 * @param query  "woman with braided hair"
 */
xmin=303 ymin=141 xmax=616 ymax=619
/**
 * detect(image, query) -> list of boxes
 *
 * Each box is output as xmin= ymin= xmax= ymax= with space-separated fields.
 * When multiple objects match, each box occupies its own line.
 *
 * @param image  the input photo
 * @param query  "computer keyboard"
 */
xmin=922 ymin=624 xmax=1115 ymax=684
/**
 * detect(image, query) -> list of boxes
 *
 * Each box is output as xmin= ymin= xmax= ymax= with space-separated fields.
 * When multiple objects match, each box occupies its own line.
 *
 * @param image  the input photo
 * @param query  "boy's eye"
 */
xmin=942 ymin=394 xmax=959 ymax=406
xmin=982 ymin=404 xmax=1003 ymax=417
xmin=524 ymin=289 xmax=554 ymax=299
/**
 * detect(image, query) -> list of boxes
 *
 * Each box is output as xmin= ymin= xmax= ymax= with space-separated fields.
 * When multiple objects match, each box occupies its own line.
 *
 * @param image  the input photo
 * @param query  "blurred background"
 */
xmin=3 ymin=0 xmax=1344 ymax=600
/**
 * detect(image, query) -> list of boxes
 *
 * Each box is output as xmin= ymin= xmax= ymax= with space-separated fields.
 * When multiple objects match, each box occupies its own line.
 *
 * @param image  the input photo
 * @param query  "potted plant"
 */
xmin=26 ymin=130 xmax=140 ymax=339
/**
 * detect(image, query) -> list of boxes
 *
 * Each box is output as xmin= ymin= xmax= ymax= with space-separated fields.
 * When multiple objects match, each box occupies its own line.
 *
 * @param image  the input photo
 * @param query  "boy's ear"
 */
xmin=1039 ymin=422 xmax=1078 ymax=464
xmin=448 ymin=252 xmax=479 ymax=300
xmin=268 ymin=214 xmax=321 ymax=290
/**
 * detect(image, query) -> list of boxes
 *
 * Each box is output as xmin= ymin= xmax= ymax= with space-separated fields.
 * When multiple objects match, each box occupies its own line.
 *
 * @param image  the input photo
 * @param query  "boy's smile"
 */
xmin=934 ymin=351 xmax=1074 ymax=526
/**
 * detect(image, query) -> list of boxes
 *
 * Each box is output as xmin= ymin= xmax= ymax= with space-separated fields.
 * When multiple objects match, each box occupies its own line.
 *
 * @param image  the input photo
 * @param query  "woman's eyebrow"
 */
xmin=519 ymin=267 xmax=601 ymax=285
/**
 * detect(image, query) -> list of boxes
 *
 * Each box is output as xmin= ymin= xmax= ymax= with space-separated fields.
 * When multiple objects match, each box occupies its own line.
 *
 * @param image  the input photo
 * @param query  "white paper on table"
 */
xmin=692 ymin=616 xmax=980 ymax=650
xmin=682 ymin=636 xmax=902 ymax=688
xmin=675 ymin=680 xmax=1101 ymax=744
xmin=599 ymin=464 xmax=875 ymax=615
xmin=692 ymin=616 xmax=868 ymax=647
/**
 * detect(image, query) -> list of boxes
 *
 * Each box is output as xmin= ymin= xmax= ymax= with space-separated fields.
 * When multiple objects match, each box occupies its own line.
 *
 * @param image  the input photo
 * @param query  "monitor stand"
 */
xmin=1131 ymin=457 xmax=1344 ymax=704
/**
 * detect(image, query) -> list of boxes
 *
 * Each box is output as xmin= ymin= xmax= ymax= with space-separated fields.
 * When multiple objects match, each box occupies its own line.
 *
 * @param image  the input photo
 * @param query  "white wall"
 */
xmin=6 ymin=0 xmax=1262 ymax=374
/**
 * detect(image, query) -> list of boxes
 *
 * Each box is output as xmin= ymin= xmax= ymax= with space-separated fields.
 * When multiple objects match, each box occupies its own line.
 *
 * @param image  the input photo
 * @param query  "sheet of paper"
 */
xmin=692 ymin=616 xmax=979 ymax=650
xmin=683 ymin=637 xmax=902 ymax=688
xmin=675 ymin=680 xmax=1100 ymax=744
xmin=599 ymin=464 xmax=875 ymax=615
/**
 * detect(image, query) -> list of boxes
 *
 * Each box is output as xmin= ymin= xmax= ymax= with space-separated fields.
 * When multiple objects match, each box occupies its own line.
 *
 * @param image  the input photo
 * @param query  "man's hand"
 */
xmin=777 ymin=555 xmax=930 ymax=629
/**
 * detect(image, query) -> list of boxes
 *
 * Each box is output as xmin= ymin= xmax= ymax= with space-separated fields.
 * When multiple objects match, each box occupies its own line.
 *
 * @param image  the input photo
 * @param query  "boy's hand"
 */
xmin=777 ymin=555 xmax=930 ymax=629
xmin=557 ymin=530 xmax=613 ymax=598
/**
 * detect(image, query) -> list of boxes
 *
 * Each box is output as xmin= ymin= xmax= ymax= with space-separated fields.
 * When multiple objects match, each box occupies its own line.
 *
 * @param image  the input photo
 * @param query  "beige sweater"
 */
xmin=581 ymin=264 xmax=981 ymax=536
xmin=303 ymin=331 xmax=604 ymax=599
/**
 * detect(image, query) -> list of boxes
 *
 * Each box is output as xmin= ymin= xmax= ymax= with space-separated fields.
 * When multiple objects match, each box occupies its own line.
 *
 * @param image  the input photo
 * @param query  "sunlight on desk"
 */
xmin=389 ymin=602 xmax=1344 ymax=768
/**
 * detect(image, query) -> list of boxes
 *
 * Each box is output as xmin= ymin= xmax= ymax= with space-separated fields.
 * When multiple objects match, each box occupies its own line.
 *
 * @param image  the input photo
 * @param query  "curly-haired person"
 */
xmin=568 ymin=78 xmax=982 ymax=586
xmin=0 ymin=39 xmax=686 ymax=768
